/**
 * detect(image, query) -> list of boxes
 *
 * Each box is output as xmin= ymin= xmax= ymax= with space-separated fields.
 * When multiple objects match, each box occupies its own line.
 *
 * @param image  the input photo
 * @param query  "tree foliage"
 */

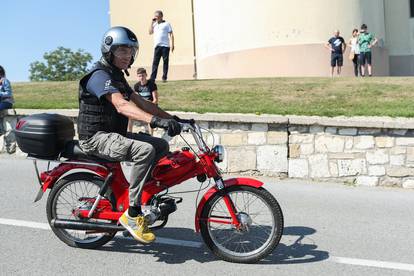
xmin=29 ymin=47 xmax=93 ymax=81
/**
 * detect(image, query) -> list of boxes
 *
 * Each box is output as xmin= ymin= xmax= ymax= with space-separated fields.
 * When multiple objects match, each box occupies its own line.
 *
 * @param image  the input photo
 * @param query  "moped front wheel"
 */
xmin=46 ymin=173 xmax=116 ymax=249
xmin=199 ymin=185 xmax=283 ymax=263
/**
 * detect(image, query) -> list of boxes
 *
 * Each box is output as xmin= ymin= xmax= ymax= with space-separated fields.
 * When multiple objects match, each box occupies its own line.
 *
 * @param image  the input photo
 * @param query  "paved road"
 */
xmin=1 ymin=156 xmax=414 ymax=275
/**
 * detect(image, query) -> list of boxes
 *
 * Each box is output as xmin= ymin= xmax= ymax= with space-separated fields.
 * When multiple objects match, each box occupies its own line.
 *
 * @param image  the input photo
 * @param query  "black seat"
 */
xmin=61 ymin=140 xmax=118 ymax=163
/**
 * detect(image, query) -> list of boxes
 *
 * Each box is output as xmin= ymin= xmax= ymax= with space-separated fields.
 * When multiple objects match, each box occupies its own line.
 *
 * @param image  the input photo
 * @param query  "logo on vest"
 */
xmin=104 ymin=80 xmax=112 ymax=90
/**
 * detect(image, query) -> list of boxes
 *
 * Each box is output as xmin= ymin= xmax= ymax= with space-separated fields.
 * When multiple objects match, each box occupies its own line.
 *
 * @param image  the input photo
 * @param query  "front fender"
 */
xmin=194 ymin=177 xmax=263 ymax=232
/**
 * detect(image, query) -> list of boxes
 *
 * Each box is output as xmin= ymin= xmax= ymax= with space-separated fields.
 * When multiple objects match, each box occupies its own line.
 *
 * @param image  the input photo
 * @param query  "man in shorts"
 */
xmin=325 ymin=30 xmax=346 ymax=77
xmin=358 ymin=24 xmax=378 ymax=77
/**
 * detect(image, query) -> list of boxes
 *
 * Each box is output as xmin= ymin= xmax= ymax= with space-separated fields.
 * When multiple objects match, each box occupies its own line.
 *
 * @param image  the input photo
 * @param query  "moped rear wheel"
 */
xmin=46 ymin=173 xmax=116 ymax=249
xmin=200 ymin=185 xmax=283 ymax=263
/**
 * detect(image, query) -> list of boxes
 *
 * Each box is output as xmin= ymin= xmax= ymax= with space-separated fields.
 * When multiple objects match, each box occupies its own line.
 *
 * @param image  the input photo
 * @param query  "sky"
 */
xmin=2 ymin=0 xmax=110 ymax=82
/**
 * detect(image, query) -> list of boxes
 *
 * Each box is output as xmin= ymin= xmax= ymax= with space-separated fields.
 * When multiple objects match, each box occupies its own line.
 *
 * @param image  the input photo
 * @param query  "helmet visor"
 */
xmin=112 ymin=46 xmax=138 ymax=60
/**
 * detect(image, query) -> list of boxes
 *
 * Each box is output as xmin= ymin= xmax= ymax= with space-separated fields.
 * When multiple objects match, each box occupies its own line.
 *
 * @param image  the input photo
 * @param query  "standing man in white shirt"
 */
xmin=149 ymin=10 xmax=174 ymax=82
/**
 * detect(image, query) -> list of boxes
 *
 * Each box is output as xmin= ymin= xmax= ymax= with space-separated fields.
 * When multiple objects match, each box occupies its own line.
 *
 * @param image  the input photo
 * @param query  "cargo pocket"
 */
xmin=100 ymin=133 xmax=133 ymax=161
xmin=78 ymin=131 xmax=105 ymax=153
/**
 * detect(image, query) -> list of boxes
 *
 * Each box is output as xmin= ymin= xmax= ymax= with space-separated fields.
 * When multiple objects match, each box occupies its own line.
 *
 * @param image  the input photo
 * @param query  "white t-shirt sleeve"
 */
xmin=167 ymin=23 xmax=172 ymax=33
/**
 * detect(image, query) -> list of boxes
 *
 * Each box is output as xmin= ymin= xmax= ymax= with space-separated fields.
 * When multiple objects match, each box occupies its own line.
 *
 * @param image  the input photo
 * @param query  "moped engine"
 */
xmin=142 ymin=197 xmax=179 ymax=225
xmin=158 ymin=197 xmax=177 ymax=217
xmin=141 ymin=206 xmax=160 ymax=225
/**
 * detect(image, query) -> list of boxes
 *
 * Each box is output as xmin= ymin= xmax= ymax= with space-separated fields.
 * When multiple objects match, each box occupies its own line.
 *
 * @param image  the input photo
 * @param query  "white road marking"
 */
xmin=118 ymin=235 xmax=203 ymax=248
xmin=330 ymin=256 xmax=414 ymax=272
xmin=152 ymin=237 xmax=202 ymax=248
xmin=0 ymin=218 xmax=51 ymax=230
xmin=1 ymin=217 xmax=414 ymax=272
xmin=0 ymin=217 xmax=202 ymax=248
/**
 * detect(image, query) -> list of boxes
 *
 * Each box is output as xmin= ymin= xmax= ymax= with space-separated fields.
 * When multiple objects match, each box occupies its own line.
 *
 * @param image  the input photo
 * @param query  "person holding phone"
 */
xmin=149 ymin=10 xmax=174 ymax=82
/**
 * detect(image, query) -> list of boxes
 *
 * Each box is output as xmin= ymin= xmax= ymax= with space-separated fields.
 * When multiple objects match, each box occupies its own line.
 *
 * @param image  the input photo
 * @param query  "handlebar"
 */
xmin=159 ymin=117 xmax=210 ymax=153
xmin=176 ymin=121 xmax=210 ymax=153
xmin=176 ymin=118 xmax=195 ymax=125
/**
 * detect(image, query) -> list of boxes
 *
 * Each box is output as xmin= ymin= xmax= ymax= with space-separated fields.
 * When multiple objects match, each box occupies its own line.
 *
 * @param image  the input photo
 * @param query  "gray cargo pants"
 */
xmin=79 ymin=131 xmax=169 ymax=207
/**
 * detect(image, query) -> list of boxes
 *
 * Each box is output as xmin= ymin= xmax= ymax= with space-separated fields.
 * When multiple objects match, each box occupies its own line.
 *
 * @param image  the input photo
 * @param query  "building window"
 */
xmin=411 ymin=0 xmax=414 ymax=17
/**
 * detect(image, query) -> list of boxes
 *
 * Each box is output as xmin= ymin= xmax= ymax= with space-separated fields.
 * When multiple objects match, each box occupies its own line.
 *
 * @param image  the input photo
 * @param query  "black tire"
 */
xmin=46 ymin=173 xmax=116 ymax=249
xmin=199 ymin=185 xmax=284 ymax=263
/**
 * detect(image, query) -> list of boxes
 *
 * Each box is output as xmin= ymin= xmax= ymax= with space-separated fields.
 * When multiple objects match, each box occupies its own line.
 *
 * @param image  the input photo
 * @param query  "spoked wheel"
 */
xmin=200 ymin=185 xmax=284 ymax=263
xmin=46 ymin=173 xmax=116 ymax=249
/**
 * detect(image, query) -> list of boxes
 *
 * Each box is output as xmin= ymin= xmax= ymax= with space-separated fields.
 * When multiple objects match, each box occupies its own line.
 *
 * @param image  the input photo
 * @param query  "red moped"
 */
xmin=28 ymin=121 xmax=284 ymax=263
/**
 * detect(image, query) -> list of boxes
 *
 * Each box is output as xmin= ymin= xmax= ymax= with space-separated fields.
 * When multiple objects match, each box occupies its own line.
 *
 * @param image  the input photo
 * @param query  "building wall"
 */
xmin=384 ymin=0 xmax=414 ymax=75
xmin=109 ymin=0 xmax=413 ymax=79
xmin=384 ymin=0 xmax=413 ymax=55
xmin=194 ymin=0 xmax=389 ymax=78
xmin=109 ymin=0 xmax=195 ymax=80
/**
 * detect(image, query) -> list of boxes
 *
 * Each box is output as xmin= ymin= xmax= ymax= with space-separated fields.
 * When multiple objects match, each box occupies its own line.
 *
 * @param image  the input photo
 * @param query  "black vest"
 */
xmin=77 ymin=61 xmax=133 ymax=140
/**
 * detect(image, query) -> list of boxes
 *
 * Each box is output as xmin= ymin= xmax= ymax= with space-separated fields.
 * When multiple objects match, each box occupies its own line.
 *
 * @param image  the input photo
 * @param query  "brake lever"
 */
xmin=173 ymin=115 xmax=195 ymax=125
xmin=183 ymin=119 xmax=196 ymax=125
xmin=180 ymin=122 xmax=193 ymax=133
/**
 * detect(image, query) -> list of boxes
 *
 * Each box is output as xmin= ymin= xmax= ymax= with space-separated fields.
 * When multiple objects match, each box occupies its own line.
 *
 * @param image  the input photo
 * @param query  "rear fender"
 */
xmin=41 ymin=164 xmax=108 ymax=192
xmin=194 ymin=178 xmax=263 ymax=232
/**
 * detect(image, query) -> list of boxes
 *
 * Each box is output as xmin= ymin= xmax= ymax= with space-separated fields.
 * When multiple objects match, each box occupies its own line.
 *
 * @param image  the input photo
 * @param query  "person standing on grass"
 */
xmin=0 ymin=66 xmax=14 ymax=111
xmin=348 ymin=29 xmax=361 ymax=77
xmin=325 ymin=30 xmax=346 ymax=77
xmin=149 ymin=10 xmax=174 ymax=82
xmin=128 ymin=67 xmax=158 ymax=135
xmin=358 ymin=24 xmax=378 ymax=77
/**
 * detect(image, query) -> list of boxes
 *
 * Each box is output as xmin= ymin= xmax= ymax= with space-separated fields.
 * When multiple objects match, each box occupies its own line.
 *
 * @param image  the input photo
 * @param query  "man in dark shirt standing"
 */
xmin=134 ymin=68 xmax=158 ymax=104
xmin=325 ymin=30 xmax=346 ymax=77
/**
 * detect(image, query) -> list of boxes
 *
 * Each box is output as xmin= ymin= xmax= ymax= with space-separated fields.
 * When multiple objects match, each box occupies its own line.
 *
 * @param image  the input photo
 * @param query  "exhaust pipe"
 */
xmin=51 ymin=219 xmax=124 ymax=232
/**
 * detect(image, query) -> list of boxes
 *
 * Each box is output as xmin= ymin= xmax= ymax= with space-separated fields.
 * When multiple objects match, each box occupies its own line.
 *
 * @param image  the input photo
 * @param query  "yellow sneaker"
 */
xmin=119 ymin=211 xmax=156 ymax=244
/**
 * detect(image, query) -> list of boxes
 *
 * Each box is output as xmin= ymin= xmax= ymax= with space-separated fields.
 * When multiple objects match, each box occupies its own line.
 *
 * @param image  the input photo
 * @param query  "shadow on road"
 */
xmin=100 ymin=225 xmax=329 ymax=265
xmin=262 ymin=226 xmax=329 ymax=264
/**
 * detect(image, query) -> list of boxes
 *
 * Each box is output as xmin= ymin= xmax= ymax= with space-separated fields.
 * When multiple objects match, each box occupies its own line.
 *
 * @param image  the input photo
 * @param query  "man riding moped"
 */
xmin=77 ymin=26 xmax=183 ymax=244
xmin=13 ymin=24 xmax=284 ymax=263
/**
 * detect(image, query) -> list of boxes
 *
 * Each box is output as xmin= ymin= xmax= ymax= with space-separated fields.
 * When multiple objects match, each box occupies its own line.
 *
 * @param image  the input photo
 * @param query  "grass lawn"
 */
xmin=12 ymin=77 xmax=414 ymax=117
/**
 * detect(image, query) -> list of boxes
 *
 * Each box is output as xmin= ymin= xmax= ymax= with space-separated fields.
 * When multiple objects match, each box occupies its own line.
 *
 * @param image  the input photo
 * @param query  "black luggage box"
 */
xmin=15 ymin=113 xmax=75 ymax=158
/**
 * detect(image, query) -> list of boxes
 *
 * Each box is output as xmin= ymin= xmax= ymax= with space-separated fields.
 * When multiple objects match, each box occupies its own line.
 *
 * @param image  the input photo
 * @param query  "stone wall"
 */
xmin=288 ymin=125 xmax=414 ymax=188
xmin=3 ymin=109 xmax=414 ymax=188
xmin=151 ymin=121 xmax=288 ymax=177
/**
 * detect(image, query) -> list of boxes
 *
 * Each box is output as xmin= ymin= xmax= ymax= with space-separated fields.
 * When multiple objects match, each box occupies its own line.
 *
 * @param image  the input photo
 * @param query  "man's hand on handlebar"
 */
xmin=150 ymin=116 xmax=181 ymax=137
xmin=172 ymin=115 xmax=195 ymax=125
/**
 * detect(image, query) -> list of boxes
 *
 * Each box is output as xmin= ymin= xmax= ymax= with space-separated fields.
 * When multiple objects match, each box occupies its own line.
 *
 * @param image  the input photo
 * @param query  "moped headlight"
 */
xmin=212 ymin=145 xmax=225 ymax=163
